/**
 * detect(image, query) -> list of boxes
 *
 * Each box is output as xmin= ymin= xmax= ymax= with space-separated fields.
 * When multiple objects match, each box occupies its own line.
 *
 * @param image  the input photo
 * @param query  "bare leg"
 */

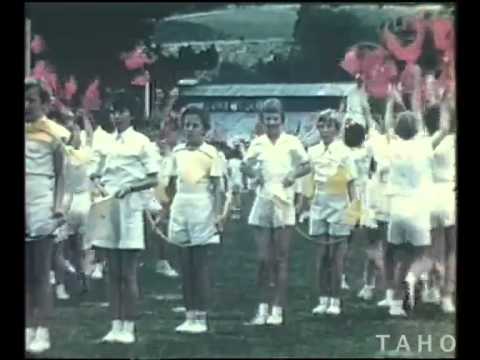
xmin=443 ymin=226 xmax=456 ymax=297
xmin=179 ymin=247 xmax=195 ymax=310
xmin=271 ymin=227 xmax=292 ymax=308
xmin=120 ymin=250 xmax=141 ymax=321
xmin=106 ymin=250 xmax=122 ymax=320
xmin=32 ymin=237 xmax=54 ymax=327
xmin=53 ymin=242 xmax=67 ymax=286
xmin=330 ymin=237 xmax=349 ymax=297
xmin=26 ymin=242 xmax=35 ymax=327
xmin=192 ymin=245 xmax=214 ymax=311
xmin=254 ymin=227 xmax=275 ymax=304
xmin=315 ymin=236 xmax=330 ymax=297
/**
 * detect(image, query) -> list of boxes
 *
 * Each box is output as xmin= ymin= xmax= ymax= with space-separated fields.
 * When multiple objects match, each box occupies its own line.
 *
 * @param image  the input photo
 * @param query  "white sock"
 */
xmin=112 ymin=319 xmax=122 ymax=332
xmin=258 ymin=303 xmax=269 ymax=316
xmin=123 ymin=321 xmax=135 ymax=334
xmin=385 ymin=289 xmax=394 ymax=300
xmin=271 ymin=305 xmax=283 ymax=316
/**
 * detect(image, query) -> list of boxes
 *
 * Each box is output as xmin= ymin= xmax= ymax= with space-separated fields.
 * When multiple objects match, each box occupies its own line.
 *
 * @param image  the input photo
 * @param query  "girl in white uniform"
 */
xmin=242 ymin=99 xmax=310 ymax=326
xmin=343 ymin=122 xmax=382 ymax=301
xmin=25 ymin=79 xmax=70 ymax=354
xmin=62 ymin=111 xmax=96 ymax=295
xmin=91 ymin=95 xmax=159 ymax=344
xmin=167 ymin=106 xmax=224 ymax=334
xmin=382 ymin=88 xmax=450 ymax=317
xmin=308 ymin=110 xmax=358 ymax=316
xmin=417 ymin=103 xmax=456 ymax=313
xmin=146 ymin=138 xmax=179 ymax=278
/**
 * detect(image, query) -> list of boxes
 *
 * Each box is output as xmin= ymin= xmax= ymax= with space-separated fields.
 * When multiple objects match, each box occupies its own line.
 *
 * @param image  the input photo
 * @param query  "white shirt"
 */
xmin=308 ymin=139 xmax=358 ymax=185
xmin=432 ymin=134 xmax=455 ymax=184
xmin=245 ymin=133 xmax=309 ymax=200
xmin=170 ymin=142 xmax=223 ymax=195
xmin=100 ymin=127 xmax=158 ymax=194
xmin=385 ymin=136 xmax=434 ymax=197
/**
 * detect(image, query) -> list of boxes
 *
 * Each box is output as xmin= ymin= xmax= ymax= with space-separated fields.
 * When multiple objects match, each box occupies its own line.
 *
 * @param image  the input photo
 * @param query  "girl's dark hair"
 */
xmin=424 ymin=105 xmax=440 ymax=136
xmin=317 ymin=109 xmax=341 ymax=131
xmin=259 ymin=98 xmax=285 ymax=123
xmin=110 ymin=92 xmax=142 ymax=119
xmin=344 ymin=123 xmax=366 ymax=148
xmin=395 ymin=111 xmax=418 ymax=140
xmin=181 ymin=105 xmax=211 ymax=132
xmin=25 ymin=78 xmax=51 ymax=104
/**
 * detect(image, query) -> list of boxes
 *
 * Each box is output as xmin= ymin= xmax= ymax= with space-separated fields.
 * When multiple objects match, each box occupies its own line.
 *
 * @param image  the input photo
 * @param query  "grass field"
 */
xmin=32 ymin=194 xmax=455 ymax=359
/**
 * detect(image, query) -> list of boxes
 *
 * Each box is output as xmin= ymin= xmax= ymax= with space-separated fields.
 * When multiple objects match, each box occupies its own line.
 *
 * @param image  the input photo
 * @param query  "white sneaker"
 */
xmin=28 ymin=327 xmax=50 ymax=354
xmin=424 ymin=287 xmax=441 ymax=305
xmin=49 ymin=271 xmax=56 ymax=285
xmin=155 ymin=261 xmax=179 ymax=278
xmin=389 ymin=300 xmax=407 ymax=317
xmin=175 ymin=311 xmax=196 ymax=333
xmin=420 ymin=284 xmax=431 ymax=303
xmin=25 ymin=328 xmax=35 ymax=351
xmin=55 ymin=284 xmax=70 ymax=300
xmin=377 ymin=289 xmax=394 ymax=307
xmin=266 ymin=306 xmax=283 ymax=326
xmin=441 ymin=296 xmax=456 ymax=314
xmin=312 ymin=297 xmax=330 ymax=315
xmin=326 ymin=298 xmax=341 ymax=315
xmin=405 ymin=272 xmax=416 ymax=309
xmin=100 ymin=320 xmax=123 ymax=343
xmin=117 ymin=321 xmax=136 ymax=344
xmin=341 ymin=274 xmax=350 ymax=290
xmin=244 ymin=303 xmax=269 ymax=326
xmin=91 ymin=263 xmax=104 ymax=280
xmin=357 ymin=285 xmax=374 ymax=300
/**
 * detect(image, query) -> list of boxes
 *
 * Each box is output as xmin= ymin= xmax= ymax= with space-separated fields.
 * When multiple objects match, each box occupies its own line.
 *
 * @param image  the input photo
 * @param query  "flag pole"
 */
xmin=25 ymin=18 xmax=31 ymax=77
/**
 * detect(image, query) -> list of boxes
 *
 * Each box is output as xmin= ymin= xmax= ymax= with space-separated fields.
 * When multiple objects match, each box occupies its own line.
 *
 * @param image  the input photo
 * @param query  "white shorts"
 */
xmin=368 ymin=180 xmax=391 ymax=223
xmin=90 ymin=193 xmax=145 ymax=250
xmin=309 ymin=191 xmax=352 ymax=237
xmin=248 ymin=194 xmax=296 ymax=228
xmin=168 ymin=193 xmax=220 ymax=247
xmin=388 ymin=196 xmax=431 ymax=246
xmin=25 ymin=175 xmax=55 ymax=240
xmin=430 ymin=183 xmax=456 ymax=228
xmin=66 ymin=191 xmax=91 ymax=239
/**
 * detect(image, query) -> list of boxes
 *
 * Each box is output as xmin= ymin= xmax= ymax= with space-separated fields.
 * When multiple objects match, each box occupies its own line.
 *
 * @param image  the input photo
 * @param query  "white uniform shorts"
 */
xmin=91 ymin=192 xmax=146 ymax=250
xmin=388 ymin=196 xmax=431 ymax=247
xmin=430 ymin=183 xmax=456 ymax=228
xmin=168 ymin=193 xmax=220 ymax=247
xmin=309 ymin=191 xmax=352 ymax=237
xmin=248 ymin=194 xmax=296 ymax=228
xmin=66 ymin=191 xmax=92 ymax=249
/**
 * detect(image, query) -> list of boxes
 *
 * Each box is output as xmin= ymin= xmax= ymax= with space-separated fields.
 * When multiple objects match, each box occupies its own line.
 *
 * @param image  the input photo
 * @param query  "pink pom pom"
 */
xmin=131 ymin=71 xmax=150 ymax=86
xmin=32 ymin=60 xmax=59 ymax=96
xmin=31 ymin=35 xmax=46 ymax=54
xmin=82 ymin=79 xmax=102 ymax=111
xmin=63 ymin=76 xmax=78 ymax=101
xmin=122 ymin=47 xmax=154 ymax=71
xmin=340 ymin=50 xmax=361 ymax=76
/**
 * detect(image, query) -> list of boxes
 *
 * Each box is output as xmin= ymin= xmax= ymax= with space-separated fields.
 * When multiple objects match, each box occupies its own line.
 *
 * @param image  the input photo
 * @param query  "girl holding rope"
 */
xmin=308 ymin=109 xmax=359 ymax=316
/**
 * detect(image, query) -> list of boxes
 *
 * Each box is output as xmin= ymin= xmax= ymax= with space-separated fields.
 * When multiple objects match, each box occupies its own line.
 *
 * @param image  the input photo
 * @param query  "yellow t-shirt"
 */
xmin=25 ymin=116 xmax=71 ymax=145
xmin=170 ymin=142 xmax=222 ymax=194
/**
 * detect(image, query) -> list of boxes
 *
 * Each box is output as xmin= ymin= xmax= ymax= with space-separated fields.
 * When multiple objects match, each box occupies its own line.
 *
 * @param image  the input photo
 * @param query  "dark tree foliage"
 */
xmin=293 ymin=4 xmax=378 ymax=83
xmin=26 ymin=3 xmax=226 ymax=97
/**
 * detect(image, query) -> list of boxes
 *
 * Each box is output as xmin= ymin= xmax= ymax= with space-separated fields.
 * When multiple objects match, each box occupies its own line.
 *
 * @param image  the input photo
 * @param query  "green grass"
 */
xmin=35 ymin=193 xmax=455 ymax=358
